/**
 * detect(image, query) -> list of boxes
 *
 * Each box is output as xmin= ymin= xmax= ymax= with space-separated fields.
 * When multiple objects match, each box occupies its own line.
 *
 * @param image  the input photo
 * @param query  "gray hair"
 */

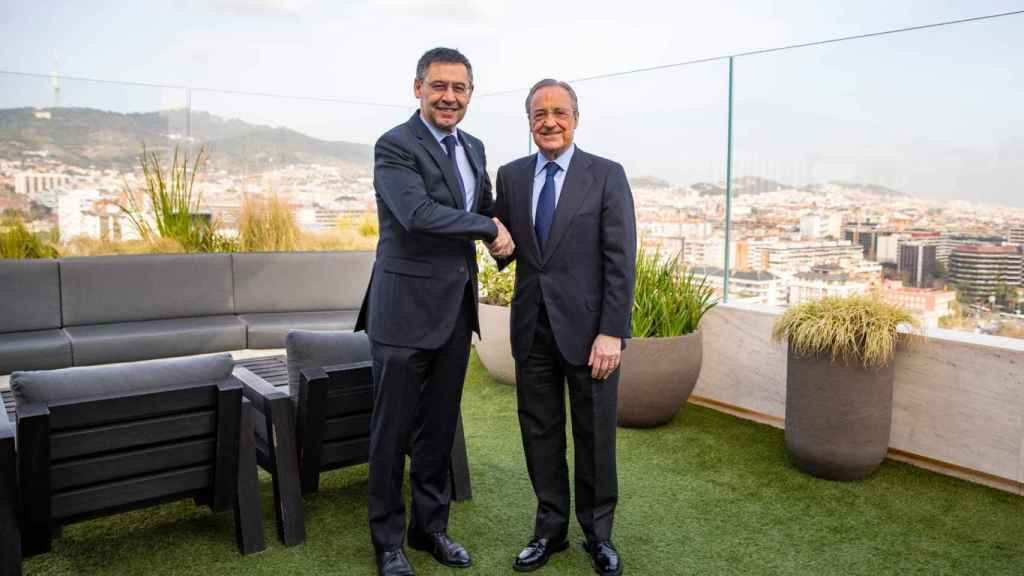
xmin=524 ymin=79 xmax=579 ymax=117
xmin=416 ymin=47 xmax=474 ymax=85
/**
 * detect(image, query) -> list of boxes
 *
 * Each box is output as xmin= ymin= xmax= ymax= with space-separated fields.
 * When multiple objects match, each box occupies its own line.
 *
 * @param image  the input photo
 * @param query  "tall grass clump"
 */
xmin=631 ymin=247 xmax=717 ymax=338
xmin=0 ymin=212 xmax=59 ymax=259
xmin=117 ymin=145 xmax=235 ymax=253
xmin=772 ymin=295 xmax=920 ymax=369
xmin=238 ymin=193 xmax=299 ymax=252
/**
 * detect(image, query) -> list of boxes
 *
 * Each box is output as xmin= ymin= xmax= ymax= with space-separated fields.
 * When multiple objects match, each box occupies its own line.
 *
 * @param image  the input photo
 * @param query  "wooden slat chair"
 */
xmin=1 ymin=408 xmax=19 ymax=576
xmin=9 ymin=353 xmax=265 ymax=571
xmin=237 ymin=330 xmax=472 ymax=547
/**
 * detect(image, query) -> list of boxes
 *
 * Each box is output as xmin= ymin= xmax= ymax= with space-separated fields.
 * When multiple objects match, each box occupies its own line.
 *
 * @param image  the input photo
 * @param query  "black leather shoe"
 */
xmin=513 ymin=537 xmax=569 ymax=572
xmin=407 ymin=530 xmax=472 ymax=568
xmin=376 ymin=549 xmax=415 ymax=576
xmin=582 ymin=540 xmax=622 ymax=576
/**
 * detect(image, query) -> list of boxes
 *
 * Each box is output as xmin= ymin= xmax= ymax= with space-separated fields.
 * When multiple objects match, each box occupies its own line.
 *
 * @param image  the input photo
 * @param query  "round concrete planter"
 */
xmin=617 ymin=329 xmax=703 ymax=428
xmin=474 ymin=303 xmax=515 ymax=385
xmin=784 ymin=344 xmax=895 ymax=481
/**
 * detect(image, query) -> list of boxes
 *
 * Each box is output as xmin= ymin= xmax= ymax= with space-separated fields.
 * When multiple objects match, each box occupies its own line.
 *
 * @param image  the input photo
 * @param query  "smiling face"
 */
xmin=528 ymin=85 xmax=578 ymax=160
xmin=414 ymin=62 xmax=473 ymax=132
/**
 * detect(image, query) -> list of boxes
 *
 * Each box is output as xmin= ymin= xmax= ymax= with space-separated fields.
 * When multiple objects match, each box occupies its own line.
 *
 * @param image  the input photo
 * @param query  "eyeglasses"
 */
xmin=530 ymin=108 xmax=575 ymax=124
xmin=425 ymin=81 xmax=471 ymax=96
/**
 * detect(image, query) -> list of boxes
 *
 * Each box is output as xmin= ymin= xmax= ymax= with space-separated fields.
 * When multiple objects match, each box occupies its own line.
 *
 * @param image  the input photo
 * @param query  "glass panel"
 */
xmin=731 ymin=16 xmax=1024 ymax=335
xmin=469 ymin=89 xmax=534 ymax=170
xmin=172 ymin=90 xmax=411 ymax=252
xmin=0 ymin=73 xmax=188 ymax=255
xmin=570 ymin=62 xmax=731 ymax=299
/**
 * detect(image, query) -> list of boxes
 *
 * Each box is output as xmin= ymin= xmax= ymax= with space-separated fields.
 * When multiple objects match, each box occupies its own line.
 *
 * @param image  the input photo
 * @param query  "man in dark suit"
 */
xmin=356 ymin=47 xmax=514 ymax=576
xmin=492 ymin=79 xmax=636 ymax=576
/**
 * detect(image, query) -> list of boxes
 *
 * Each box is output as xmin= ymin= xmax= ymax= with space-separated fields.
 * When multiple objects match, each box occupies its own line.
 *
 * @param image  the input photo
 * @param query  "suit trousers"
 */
xmin=367 ymin=283 xmax=473 ymax=552
xmin=516 ymin=302 xmax=619 ymax=543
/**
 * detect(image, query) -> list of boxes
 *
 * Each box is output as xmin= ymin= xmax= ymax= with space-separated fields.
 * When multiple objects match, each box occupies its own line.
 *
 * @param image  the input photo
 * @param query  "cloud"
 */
xmin=206 ymin=0 xmax=316 ymax=16
xmin=371 ymin=0 xmax=511 ymax=21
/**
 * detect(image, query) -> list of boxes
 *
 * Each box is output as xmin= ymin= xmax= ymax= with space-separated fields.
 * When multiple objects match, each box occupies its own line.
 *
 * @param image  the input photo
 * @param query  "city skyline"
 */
xmin=2 ymin=2 xmax=1023 ymax=206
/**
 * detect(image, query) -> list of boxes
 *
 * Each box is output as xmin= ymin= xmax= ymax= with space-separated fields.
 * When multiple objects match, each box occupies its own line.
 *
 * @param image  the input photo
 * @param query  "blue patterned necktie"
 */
xmin=535 ymin=161 xmax=560 ymax=250
xmin=442 ymin=134 xmax=469 ymax=210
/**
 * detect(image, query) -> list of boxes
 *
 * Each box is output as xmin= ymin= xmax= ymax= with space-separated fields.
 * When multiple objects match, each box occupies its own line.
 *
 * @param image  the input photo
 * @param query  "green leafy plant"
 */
xmin=0 ymin=212 xmax=59 ymax=259
xmin=631 ymin=247 xmax=717 ymax=338
xmin=772 ymin=294 xmax=920 ymax=369
xmin=117 ymin=145 xmax=235 ymax=253
xmin=477 ymin=244 xmax=515 ymax=306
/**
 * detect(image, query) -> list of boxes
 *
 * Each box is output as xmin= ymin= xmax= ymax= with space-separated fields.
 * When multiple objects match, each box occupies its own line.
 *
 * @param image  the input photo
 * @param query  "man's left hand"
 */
xmin=588 ymin=334 xmax=622 ymax=380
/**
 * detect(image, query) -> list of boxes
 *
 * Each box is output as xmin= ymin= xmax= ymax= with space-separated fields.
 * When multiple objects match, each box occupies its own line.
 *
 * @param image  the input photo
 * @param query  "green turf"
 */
xmin=24 ymin=353 xmax=1024 ymax=575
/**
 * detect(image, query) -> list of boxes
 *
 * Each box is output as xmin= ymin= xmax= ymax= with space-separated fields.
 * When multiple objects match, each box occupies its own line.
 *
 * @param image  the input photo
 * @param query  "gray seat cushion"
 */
xmin=240 ymin=311 xmax=359 ymax=349
xmin=232 ymin=252 xmax=373 ymax=314
xmin=284 ymin=330 xmax=370 ymax=398
xmin=65 ymin=316 xmax=246 ymax=367
xmin=0 ymin=330 xmax=72 ymax=375
xmin=60 ymin=254 xmax=235 ymax=326
xmin=0 ymin=260 xmax=62 ymax=334
xmin=11 ymin=353 xmax=234 ymax=404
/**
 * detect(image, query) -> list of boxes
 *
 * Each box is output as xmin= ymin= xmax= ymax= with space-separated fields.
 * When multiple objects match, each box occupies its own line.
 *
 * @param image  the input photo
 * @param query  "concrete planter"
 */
xmin=474 ymin=303 xmax=515 ymax=385
xmin=617 ymin=329 xmax=703 ymax=428
xmin=784 ymin=344 xmax=895 ymax=481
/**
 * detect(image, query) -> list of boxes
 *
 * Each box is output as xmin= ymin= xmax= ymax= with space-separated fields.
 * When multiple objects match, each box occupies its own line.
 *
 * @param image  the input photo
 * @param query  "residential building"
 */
xmin=899 ymin=242 xmax=938 ymax=288
xmin=949 ymin=244 xmax=1023 ymax=301
xmin=788 ymin=265 xmax=869 ymax=305
xmin=877 ymin=280 xmax=957 ymax=329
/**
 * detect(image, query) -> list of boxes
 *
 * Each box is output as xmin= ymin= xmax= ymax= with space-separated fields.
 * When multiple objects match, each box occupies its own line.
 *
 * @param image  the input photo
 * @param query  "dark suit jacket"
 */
xmin=355 ymin=112 xmax=497 ymax=350
xmin=494 ymin=148 xmax=637 ymax=366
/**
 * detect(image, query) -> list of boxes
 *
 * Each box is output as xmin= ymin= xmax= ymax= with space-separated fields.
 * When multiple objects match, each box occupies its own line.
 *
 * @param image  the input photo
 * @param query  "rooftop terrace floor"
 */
xmin=22 ymin=353 xmax=1024 ymax=575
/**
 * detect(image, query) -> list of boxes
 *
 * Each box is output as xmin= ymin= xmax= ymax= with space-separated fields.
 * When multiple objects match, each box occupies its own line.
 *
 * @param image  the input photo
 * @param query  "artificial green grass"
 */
xmin=24 ymin=353 xmax=1024 ymax=575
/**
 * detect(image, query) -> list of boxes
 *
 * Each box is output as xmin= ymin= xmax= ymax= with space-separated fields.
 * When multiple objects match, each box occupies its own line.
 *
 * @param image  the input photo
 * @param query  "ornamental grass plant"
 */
xmin=631 ymin=247 xmax=717 ymax=338
xmin=772 ymin=294 xmax=920 ymax=369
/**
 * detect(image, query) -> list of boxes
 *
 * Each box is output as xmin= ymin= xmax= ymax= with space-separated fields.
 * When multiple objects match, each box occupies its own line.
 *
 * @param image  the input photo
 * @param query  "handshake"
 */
xmin=487 ymin=217 xmax=515 ymax=258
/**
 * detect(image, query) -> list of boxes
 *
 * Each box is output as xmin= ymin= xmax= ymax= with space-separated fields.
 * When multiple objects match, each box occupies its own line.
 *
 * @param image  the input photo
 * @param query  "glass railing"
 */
xmin=1 ymin=10 xmax=1022 ymax=338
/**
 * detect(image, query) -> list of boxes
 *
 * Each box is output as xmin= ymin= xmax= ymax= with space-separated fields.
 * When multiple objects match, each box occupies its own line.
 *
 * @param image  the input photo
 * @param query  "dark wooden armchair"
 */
xmin=238 ymin=330 xmax=472 ymax=547
xmin=7 ymin=354 xmax=265 ymax=573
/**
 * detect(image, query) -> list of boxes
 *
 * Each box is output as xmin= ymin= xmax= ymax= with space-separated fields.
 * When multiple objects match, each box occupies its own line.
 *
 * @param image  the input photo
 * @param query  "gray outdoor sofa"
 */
xmin=0 ymin=251 xmax=374 ymax=375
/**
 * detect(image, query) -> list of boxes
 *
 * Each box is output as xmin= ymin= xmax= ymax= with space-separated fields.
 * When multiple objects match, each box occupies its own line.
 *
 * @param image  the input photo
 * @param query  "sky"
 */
xmin=1 ymin=0 xmax=1023 ymax=207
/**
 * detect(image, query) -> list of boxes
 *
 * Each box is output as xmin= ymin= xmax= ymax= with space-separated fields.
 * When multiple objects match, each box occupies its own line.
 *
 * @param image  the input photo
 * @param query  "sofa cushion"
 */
xmin=0 ymin=330 xmax=72 ymax=375
xmin=284 ymin=330 xmax=370 ymax=398
xmin=60 ymin=254 xmax=235 ymax=326
xmin=232 ymin=252 xmax=374 ymax=314
xmin=65 ymin=316 xmax=246 ymax=367
xmin=0 ymin=259 xmax=62 ymax=334
xmin=11 ymin=353 xmax=234 ymax=404
xmin=240 ymin=311 xmax=358 ymax=349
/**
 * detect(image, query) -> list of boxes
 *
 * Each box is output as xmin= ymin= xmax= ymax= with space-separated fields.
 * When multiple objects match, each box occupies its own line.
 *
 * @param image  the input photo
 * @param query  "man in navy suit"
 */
xmin=492 ymin=79 xmax=636 ymax=576
xmin=356 ymin=47 xmax=513 ymax=576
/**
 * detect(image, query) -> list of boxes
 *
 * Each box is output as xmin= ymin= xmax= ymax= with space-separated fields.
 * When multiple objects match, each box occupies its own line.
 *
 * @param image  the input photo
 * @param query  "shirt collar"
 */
xmin=534 ymin=144 xmax=575 ymax=177
xmin=419 ymin=112 xmax=459 ymax=147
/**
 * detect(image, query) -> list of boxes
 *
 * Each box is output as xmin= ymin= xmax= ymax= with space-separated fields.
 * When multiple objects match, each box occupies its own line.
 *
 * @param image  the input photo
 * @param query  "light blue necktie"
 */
xmin=535 ymin=162 xmax=560 ymax=250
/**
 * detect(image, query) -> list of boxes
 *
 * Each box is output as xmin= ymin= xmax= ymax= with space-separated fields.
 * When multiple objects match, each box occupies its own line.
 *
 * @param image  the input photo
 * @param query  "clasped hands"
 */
xmin=487 ymin=217 xmax=515 ymax=258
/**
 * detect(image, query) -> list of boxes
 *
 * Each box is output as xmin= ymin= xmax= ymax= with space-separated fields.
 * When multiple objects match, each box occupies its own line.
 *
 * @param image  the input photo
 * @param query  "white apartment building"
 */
xmin=799 ymin=213 xmax=843 ymax=239
xmin=57 ymin=188 xmax=138 ymax=241
xmin=788 ymin=266 xmax=869 ymax=305
xmin=764 ymin=240 xmax=867 ymax=276
xmin=693 ymin=267 xmax=787 ymax=307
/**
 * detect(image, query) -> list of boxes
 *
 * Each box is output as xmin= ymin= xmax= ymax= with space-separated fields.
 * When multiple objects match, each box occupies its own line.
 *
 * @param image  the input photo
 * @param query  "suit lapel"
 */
xmin=542 ymin=150 xmax=592 ymax=264
xmin=517 ymin=157 xmax=543 ymax=264
xmin=409 ymin=113 xmax=465 ymax=210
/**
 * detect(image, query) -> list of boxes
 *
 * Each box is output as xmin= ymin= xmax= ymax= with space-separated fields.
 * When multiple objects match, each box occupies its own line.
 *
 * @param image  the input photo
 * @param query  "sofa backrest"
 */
xmin=11 ymin=353 xmax=235 ymax=404
xmin=0 ymin=259 xmax=62 ymax=334
xmin=60 ymin=254 xmax=235 ymax=326
xmin=232 ymin=251 xmax=374 ymax=314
